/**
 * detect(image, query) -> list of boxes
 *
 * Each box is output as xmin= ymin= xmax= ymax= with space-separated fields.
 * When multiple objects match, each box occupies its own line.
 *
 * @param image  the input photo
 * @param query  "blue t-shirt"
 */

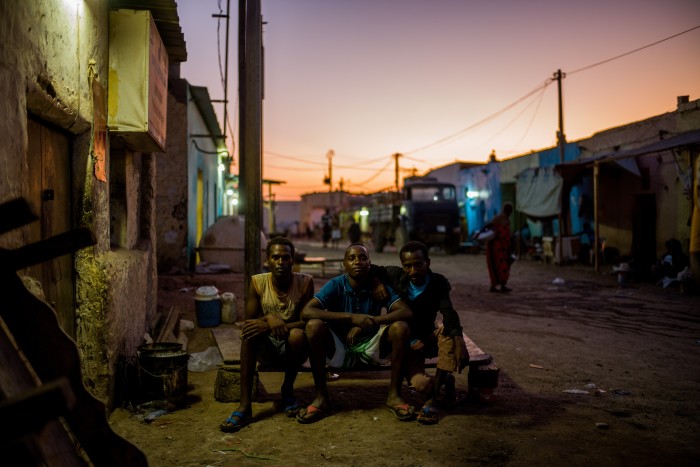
xmin=314 ymin=275 xmax=402 ymax=316
xmin=407 ymin=275 xmax=430 ymax=301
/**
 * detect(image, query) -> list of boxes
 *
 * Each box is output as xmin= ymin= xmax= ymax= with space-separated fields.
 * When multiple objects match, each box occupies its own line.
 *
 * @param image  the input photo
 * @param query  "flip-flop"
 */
xmin=282 ymin=397 xmax=304 ymax=418
xmin=417 ymin=405 xmax=439 ymax=425
xmin=296 ymin=405 xmax=326 ymax=424
xmin=386 ymin=403 xmax=417 ymax=421
xmin=220 ymin=411 xmax=250 ymax=433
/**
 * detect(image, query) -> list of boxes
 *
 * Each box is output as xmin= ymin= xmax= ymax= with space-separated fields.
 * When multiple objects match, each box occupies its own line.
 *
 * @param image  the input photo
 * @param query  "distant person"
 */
xmin=484 ymin=202 xmax=513 ymax=292
xmin=348 ymin=221 xmax=361 ymax=244
xmin=298 ymin=243 xmax=415 ymax=424
xmin=220 ymin=237 xmax=314 ymax=433
xmin=331 ymin=213 xmax=341 ymax=249
xmin=321 ymin=209 xmax=333 ymax=248
xmin=578 ymin=222 xmax=594 ymax=265
xmin=371 ymin=241 xmax=468 ymax=424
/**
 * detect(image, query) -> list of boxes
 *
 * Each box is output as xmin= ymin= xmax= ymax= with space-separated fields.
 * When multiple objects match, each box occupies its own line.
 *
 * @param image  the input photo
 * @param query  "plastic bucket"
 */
xmin=137 ymin=343 xmax=189 ymax=407
xmin=195 ymin=296 xmax=221 ymax=327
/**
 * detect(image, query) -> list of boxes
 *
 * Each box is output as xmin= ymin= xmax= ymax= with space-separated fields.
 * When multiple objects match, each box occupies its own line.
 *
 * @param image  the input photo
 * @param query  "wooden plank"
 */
xmin=211 ymin=326 xmax=242 ymax=362
xmin=156 ymin=306 xmax=180 ymax=342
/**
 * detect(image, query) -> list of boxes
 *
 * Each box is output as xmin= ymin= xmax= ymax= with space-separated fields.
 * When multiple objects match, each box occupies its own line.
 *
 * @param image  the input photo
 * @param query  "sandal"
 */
xmin=282 ymin=397 xmax=304 ymax=418
xmin=417 ymin=405 xmax=439 ymax=425
xmin=386 ymin=403 xmax=417 ymax=421
xmin=220 ymin=410 xmax=250 ymax=433
xmin=296 ymin=405 xmax=327 ymax=424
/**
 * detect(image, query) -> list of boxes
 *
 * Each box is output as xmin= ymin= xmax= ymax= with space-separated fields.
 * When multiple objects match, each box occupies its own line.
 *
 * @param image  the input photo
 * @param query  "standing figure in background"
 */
xmin=331 ymin=213 xmax=341 ymax=249
xmin=484 ymin=203 xmax=513 ymax=293
xmin=321 ymin=209 xmax=333 ymax=248
xmin=348 ymin=220 xmax=361 ymax=244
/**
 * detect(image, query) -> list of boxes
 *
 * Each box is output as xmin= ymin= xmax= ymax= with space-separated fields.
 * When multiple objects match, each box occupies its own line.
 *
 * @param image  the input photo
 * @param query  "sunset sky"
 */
xmin=177 ymin=0 xmax=700 ymax=201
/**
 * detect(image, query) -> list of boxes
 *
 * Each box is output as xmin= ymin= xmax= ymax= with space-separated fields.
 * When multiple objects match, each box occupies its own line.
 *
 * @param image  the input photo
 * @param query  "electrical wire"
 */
xmin=403 ymin=79 xmax=554 ymax=155
xmin=488 ymin=84 xmax=549 ymax=145
xmin=510 ymin=82 xmax=548 ymax=150
xmin=352 ymin=158 xmax=394 ymax=187
xmin=264 ymin=150 xmax=394 ymax=169
xmin=567 ymin=24 xmax=700 ymax=75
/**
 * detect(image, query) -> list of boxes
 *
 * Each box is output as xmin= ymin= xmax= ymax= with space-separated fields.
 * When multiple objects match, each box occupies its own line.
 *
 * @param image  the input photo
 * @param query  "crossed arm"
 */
xmin=241 ymin=278 xmax=314 ymax=340
xmin=300 ymin=296 xmax=413 ymax=344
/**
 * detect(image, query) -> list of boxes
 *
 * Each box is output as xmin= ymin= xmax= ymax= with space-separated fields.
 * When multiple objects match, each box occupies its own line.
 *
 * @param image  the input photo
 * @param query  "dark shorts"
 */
xmin=255 ymin=335 xmax=289 ymax=367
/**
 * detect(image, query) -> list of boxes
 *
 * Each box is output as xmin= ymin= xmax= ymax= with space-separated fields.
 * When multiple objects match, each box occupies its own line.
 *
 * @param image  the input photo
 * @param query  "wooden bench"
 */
xmin=212 ymin=327 xmax=500 ymax=402
xmin=296 ymin=256 xmax=344 ymax=277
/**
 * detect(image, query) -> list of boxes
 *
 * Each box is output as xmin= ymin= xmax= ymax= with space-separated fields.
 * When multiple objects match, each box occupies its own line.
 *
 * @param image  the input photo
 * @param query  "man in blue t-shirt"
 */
xmin=298 ymin=243 xmax=415 ymax=423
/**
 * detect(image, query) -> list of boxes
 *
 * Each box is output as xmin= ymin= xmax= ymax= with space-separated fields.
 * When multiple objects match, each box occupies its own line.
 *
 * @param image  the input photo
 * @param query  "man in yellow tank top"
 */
xmin=220 ymin=237 xmax=314 ymax=432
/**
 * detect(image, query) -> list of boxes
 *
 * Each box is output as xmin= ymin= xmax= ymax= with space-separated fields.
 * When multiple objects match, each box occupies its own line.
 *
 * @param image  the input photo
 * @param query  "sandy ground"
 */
xmin=108 ymin=240 xmax=700 ymax=467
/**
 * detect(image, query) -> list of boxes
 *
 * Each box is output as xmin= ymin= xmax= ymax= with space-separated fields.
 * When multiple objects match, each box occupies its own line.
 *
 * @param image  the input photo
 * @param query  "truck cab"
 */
xmin=368 ymin=178 xmax=461 ymax=254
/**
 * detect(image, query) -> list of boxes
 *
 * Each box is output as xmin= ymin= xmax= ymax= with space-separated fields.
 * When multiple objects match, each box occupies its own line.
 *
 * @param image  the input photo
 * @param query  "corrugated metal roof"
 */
xmin=110 ymin=0 xmax=187 ymax=62
xmin=556 ymin=129 xmax=700 ymax=179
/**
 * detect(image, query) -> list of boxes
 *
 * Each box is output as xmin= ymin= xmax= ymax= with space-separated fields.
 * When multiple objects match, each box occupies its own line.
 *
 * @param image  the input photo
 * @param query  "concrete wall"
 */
xmin=0 ymin=1 xmax=161 ymax=405
xmin=156 ymin=79 xmax=189 ymax=272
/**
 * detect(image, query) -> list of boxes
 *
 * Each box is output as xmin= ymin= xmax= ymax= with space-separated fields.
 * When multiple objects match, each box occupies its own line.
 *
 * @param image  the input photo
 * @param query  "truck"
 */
xmin=367 ymin=178 xmax=461 ymax=254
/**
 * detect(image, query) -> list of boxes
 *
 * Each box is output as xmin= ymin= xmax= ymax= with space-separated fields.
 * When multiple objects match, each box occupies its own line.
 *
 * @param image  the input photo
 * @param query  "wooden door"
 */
xmin=26 ymin=117 xmax=75 ymax=337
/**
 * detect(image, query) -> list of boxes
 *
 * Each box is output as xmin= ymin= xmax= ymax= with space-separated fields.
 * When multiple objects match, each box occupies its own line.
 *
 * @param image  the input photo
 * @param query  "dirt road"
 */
xmin=109 ymin=240 xmax=700 ymax=466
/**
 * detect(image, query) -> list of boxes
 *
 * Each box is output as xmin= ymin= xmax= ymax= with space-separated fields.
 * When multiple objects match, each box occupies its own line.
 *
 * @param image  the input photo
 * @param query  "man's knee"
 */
xmin=305 ymin=319 xmax=326 ymax=339
xmin=288 ymin=328 xmax=305 ymax=347
xmin=387 ymin=320 xmax=410 ymax=342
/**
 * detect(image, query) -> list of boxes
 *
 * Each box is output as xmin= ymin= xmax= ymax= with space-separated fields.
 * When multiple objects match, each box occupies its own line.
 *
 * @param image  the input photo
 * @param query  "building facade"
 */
xmin=0 ymin=0 xmax=188 ymax=405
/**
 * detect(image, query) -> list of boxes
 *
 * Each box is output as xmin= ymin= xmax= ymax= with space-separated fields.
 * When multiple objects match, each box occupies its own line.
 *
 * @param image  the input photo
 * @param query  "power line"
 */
xmin=403 ymin=79 xmax=554 ymax=155
xmin=567 ymin=24 xmax=700 ymax=75
xmin=488 ymin=84 xmax=549 ymax=144
xmin=264 ymin=150 xmax=395 ymax=169
xmin=401 ymin=25 xmax=699 ymax=160
xmin=353 ymin=158 xmax=393 ymax=187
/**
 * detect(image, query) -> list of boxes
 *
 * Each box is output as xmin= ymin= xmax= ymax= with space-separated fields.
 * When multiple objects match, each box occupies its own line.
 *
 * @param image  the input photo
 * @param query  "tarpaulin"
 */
xmin=515 ymin=167 xmax=562 ymax=217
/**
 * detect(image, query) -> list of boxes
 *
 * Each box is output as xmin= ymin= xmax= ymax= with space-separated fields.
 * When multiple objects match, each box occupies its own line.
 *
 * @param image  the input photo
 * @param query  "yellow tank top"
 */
xmin=251 ymin=272 xmax=312 ymax=322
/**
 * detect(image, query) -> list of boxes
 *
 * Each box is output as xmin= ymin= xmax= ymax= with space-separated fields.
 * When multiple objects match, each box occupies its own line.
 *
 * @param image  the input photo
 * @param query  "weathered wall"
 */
xmin=1 ymin=1 xmax=160 ymax=405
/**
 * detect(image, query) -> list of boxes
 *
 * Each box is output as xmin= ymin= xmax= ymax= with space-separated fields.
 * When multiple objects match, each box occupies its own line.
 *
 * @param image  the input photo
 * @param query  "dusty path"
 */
xmin=109 ymin=240 xmax=700 ymax=466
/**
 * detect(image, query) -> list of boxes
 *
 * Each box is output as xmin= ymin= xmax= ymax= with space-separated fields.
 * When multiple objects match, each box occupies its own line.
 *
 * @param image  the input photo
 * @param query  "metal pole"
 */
xmin=594 ymin=162 xmax=600 ymax=272
xmin=223 ymin=0 xmax=230 ymax=145
xmin=327 ymin=149 xmax=334 ymax=207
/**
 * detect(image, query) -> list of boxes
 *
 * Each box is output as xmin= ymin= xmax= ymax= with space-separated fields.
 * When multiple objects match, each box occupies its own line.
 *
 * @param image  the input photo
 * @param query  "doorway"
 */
xmin=26 ymin=117 xmax=75 ymax=337
xmin=632 ymin=193 xmax=656 ymax=280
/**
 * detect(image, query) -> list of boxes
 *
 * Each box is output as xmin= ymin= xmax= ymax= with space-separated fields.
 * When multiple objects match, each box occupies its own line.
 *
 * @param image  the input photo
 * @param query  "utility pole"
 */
xmin=393 ymin=152 xmax=402 ymax=192
xmin=555 ymin=69 xmax=566 ymax=163
xmin=554 ymin=69 xmax=566 ymax=263
xmin=327 ymin=149 xmax=334 ymax=207
xmin=237 ymin=0 xmax=246 ymax=199
xmin=242 ymin=0 xmax=263 ymax=295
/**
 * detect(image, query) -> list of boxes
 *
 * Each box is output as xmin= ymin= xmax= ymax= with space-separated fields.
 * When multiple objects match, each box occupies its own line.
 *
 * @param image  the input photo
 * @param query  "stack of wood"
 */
xmin=151 ymin=306 xmax=188 ymax=350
